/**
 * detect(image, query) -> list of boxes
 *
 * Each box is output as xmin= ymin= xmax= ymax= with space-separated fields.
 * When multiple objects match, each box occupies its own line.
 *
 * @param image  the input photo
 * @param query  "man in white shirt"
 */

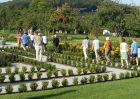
xmin=82 ymin=37 xmax=89 ymax=60
xmin=93 ymin=37 xmax=100 ymax=62
xmin=42 ymin=35 xmax=48 ymax=52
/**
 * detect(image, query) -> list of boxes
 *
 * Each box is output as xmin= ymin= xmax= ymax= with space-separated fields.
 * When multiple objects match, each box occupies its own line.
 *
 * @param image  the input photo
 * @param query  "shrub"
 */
xmin=102 ymin=66 xmax=107 ymax=72
xmin=0 ymin=74 xmax=5 ymax=82
xmin=111 ymin=73 xmax=117 ymax=81
xmin=37 ymin=66 xmax=41 ymax=71
xmin=14 ymin=67 xmax=19 ymax=74
xmin=6 ymin=67 xmax=11 ymax=75
xmin=30 ymin=82 xmax=38 ymax=91
xmin=28 ymin=72 xmax=34 ymax=80
xmin=0 ymin=69 xmax=2 ymax=74
xmin=19 ymin=72 xmax=25 ymax=81
xmin=83 ymin=68 xmax=88 ymax=75
xmin=18 ymin=83 xmax=27 ymax=93
xmin=125 ymin=72 xmax=130 ymax=79
xmin=68 ymin=69 xmax=74 ymax=76
xmin=77 ymin=68 xmax=82 ymax=75
xmin=89 ymin=66 xmax=94 ymax=74
xmin=0 ymin=88 xmax=2 ymax=93
xmin=131 ymin=71 xmax=137 ymax=78
xmin=80 ymin=77 xmax=88 ymax=85
xmin=73 ymin=78 xmax=78 ymax=85
xmin=119 ymin=73 xmax=125 ymax=80
xmin=42 ymin=81 xmax=48 ymax=90
xmin=51 ymin=79 xmax=59 ymax=88
xmin=95 ymin=66 xmax=101 ymax=73
xmin=22 ymin=66 xmax=27 ymax=73
xmin=61 ymin=69 xmax=67 ymax=77
xmin=37 ymin=72 xmax=42 ymax=79
xmin=5 ymin=84 xmax=13 ymax=94
xmin=137 ymin=71 xmax=140 ymax=77
xmin=53 ymin=70 xmax=59 ymax=77
xmin=97 ymin=75 xmax=103 ymax=82
xmin=103 ymin=74 xmax=109 ymax=81
xmin=61 ymin=79 xmax=68 ymax=87
xmin=89 ymin=75 xmax=95 ymax=83
xmin=133 ymin=66 xmax=138 ymax=71
xmin=30 ymin=67 xmax=35 ymax=73
xmin=9 ymin=73 xmax=15 ymax=82
xmin=46 ymin=70 xmax=52 ymax=79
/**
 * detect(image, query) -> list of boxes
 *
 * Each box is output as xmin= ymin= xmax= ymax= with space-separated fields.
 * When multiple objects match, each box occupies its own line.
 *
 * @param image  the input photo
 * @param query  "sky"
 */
xmin=0 ymin=0 xmax=140 ymax=5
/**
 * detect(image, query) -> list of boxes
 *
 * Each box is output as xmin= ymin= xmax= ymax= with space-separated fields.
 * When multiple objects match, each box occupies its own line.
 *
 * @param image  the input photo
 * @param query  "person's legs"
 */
xmin=105 ymin=50 xmax=110 ymax=61
xmin=39 ymin=46 xmax=43 ymax=61
xmin=35 ymin=46 xmax=39 ymax=60
xmin=83 ymin=48 xmax=88 ymax=60
xmin=95 ymin=49 xmax=99 ymax=62
xmin=125 ymin=60 xmax=129 ymax=66
xmin=121 ymin=60 xmax=124 ymax=66
xmin=136 ymin=57 xmax=139 ymax=66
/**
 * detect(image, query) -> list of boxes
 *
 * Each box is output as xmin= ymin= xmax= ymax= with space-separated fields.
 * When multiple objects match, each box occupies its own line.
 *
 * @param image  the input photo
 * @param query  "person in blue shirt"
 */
xmin=21 ymin=33 xmax=29 ymax=50
xmin=131 ymin=37 xmax=139 ymax=65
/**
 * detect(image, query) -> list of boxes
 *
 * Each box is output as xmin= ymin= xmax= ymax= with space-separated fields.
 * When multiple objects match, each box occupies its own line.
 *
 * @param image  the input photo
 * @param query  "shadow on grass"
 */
xmin=25 ymin=90 xmax=76 ymax=99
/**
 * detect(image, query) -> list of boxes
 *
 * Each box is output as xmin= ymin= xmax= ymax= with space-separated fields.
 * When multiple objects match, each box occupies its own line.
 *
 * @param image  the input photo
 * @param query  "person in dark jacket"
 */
xmin=53 ymin=34 xmax=59 ymax=52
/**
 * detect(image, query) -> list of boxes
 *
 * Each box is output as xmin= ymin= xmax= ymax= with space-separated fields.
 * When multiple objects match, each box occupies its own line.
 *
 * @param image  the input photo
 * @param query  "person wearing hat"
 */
xmin=104 ymin=37 xmax=112 ymax=61
xmin=53 ymin=34 xmax=59 ymax=52
xmin=82 ymin=37 xmax=89 ymax=60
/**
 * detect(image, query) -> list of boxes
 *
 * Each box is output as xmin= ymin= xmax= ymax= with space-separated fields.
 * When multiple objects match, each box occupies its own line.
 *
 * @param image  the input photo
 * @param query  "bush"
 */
xmin=28 ymin=72 xmax=34 ymax=80
xmin=119 ymin=73 xmax=125 ymax=80
xmin=97 ymin=75 xmax=103 ymax=82
xmin=103 ymin=74 xmax=109 ymax=81
xmin=73 ymin=78 xmax=78 ymax=85
xmin=77 ymin=68 xmax=82 ymax=75
xmin=5 ymin=84 xmax=13 ymax=94
xmin=102 ymin=66 xmax=106 ymax=72
xmin=125 ymin=72 xmax=130 ymax=79
xmin=30 ymin=67 xmax=35 ymax=73
xmin=6 ymin=67 xmax=11 ymax=75
xmin=19 ymin=72 xmax=25 ymax=81
xmin=51 ymin=79 xmax=59 ymax=88
xmin=18 ymin=83 xmax=27 ymax=93
xmin=14 ymin=67 xmax=19 ymax=74
xmin=53 ymin=70 xmax=59 ymax=77
xmin=37 ymin=72 xmax=42 ymax=79
xmin=80 ymin=77 xmax=88 ymax=85
xmin=9 ymin=73 xmax=15 ymax=82
xmin=89 ymin=75 xmax=95 ymax=83
xmin=30 ymin=82 xmax=38 ymax=91
xmin=61 ymin=69 xmax=67 ymax=77
xmin=0 ymin=74 xmax=5 ymax=82
xmin=95 ymin=66 xmax=101 ymax=73
xmin=89 ymin=66 xmax=94 ymax=74
xmin=0 ymin=69 xmax=2 ymax=74
xmin=42 ymin=81 xmax=48 ymax=90
xmin=22 ymin=66 xmax=27 ymax=73
xmin=131 ymin=71 xmax=137 ymax=78
xmin=68 ymin=69 xmax=74 ymax=76
xmin=46 ymin=70 xmax=52 ymax=79
xmin=137 ymin=71 xmax=140 ymax=77
xmin=37 ymin=66 xmax=41 ymax=71
xmin=61 ymin=79 xmax=68 ymax=87
xmin=111 ymin=73 xmax=117 ymax=81
xmin=83 ymin=68 xmax=88 ymax=75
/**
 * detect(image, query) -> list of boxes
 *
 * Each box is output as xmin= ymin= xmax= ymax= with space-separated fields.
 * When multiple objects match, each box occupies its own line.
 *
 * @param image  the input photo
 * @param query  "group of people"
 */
xmin=82 ymin=37 xmax=139 ymax=66
xmin=17 ymin=31 xmax=60 ymax=61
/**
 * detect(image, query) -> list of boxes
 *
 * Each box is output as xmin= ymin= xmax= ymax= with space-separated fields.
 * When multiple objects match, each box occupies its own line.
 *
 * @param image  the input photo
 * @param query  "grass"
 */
xmin=1 ymin=78 xmax=140 ymax=99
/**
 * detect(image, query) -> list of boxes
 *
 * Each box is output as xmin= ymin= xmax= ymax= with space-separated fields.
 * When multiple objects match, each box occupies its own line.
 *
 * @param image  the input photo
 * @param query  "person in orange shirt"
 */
xmin=104 ymin=37 xmax=112 ymax=61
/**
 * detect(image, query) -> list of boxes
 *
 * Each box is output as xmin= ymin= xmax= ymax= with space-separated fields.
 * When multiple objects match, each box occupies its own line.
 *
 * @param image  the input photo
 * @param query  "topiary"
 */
xmin=111 ymin=73 xmax=117 ymax=81
xmin=37 ymin=72 xmax=42 ymax=79
xmin=5 ymin=84 xmax=13 ymax=94
xmin=6 ymin=67 xmax=11 ymax=75
xmin=77 ymin=68 xmax=82 ymax=75
xmin=18 ymin=83 xmax=27 ymax=93
xmin=0 ymin=74 xmax=5 ymax=82
xmin=73 ymin=78 xmax=78 ymax=85
xmin=46 ymin=70 xmax=52 ymax=79
xmin=97 ymin=75 xmax=103 ymax=82
xmin=89 ymin=66 xmax=94 ymax=74
xmin=83 ymin=67 xmax=88 ymax=75
xmin=89 ymin=75 xmax=95 ymax=83
xmin=61 ymin=69 xmax=67 ymax=77
xmin=30 ymin=82 xmax=38 ymax=91
xmin=22 ymin=66 xmax=27 ymax=73
xmin=53 ymin=70 xmax=59 ymax=78
xmin=9 ymin=73 xmax=15 ymax=82
xmin=30 ymin=67 xmax=35 ymax=73
xmin=19 ymin=72 xmax=25 ymax=81
xmin=14 ymin=67 xmax=19 ymax=74
xmin=103 ymin=74 xmax=109 ymax=81
xmin=51 ymin=79 xmax=59 ymax=88
xmin=61 ymin=79 xmax=68 ymax=87
xmin=80 ymin=77 xmax=88 ymax=85
xmin=119 ymin=73 xmax=125 ymax=80
xmin=42 ymin=81 xmax=48 ymax=90
xmin=28 ymin=72 xmax=34 ymax=80
xmin=68 ymin=69 xmax=74 ymax=76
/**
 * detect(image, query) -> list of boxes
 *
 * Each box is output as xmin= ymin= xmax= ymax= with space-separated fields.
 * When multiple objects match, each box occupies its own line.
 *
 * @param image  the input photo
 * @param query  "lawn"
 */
xmin=1 ymin=78 xmax=140 ymax=99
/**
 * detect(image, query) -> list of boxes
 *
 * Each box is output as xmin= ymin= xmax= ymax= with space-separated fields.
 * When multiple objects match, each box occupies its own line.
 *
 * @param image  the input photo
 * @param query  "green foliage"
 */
xmin=30 ymin=82 xmax=38 ymax=91
xmin=0 ymin=74 xmax=5 ymax=82
xmin=6 ymin=67 xmax=11 ymax=75
xmin=61 ymin=79 xmax=68 ymax=87
xmin=68 ymin=69 xmax=74 ymax=76
xmin=89 ymin=66 xmax=94 ymax=74
xmin=14 ymin=67 xmax=19 ymax=74
xmin=5 ymin=84 xmax=13 ymax=94
xmin=97 ymin=75 xmax=103 ymax=82
xmin=89 ymin=75 xmax=95 ymax=83
xmin=51 ymin=79 xmax=59 ymax=88
xmin=37 ymin=72 xmax=42 ymax=79
xmin=119 ymin=73 xmax=125 ymax=80
xmin=111 ymin=73 xmax=117 ymax=81
xmin=46 ymin=70 xmax=52 ymax=79
xmin=28 ymin=72 xmax=34 ymax=80
xmin=42 ymin=81 xmax=48 ymax=90
xmin=19 ymin=72 xmax=25 ymax=81
xmin=80 ymin=77 xmax=88 ymax=85
xmin=18 ymin=83 xmax=27 ymax=93
xmin=83 ymin=67 xmax=88 ymax=75
xmin=9 ymin=73 xmax=15 ymax=82
xmin=22 ymin=66 xmax=27 ymax=73
xmin=103 ymin=74 xmax=109 ymax=81
xmin=53 ymin=70 xmax=59 ymax=77
xmin=30 ymin=66 xmax=35 ymax=73
xmin=73 ymin=78 xmax=78 ymax=85
xmin=77 ymin=68 xmax=82 ymax=75
xmin=61 ymin=69 xmax=67 ymax=77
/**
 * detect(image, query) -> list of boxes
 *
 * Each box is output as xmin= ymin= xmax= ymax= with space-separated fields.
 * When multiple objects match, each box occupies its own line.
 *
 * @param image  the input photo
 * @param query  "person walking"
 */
xmin=104 ymin=37 xmax=112 ymax=61
xmin=120 ymin=38 xmax=129 ymax=67
xmin=33 ymin=32 xmax=43 ymax=61
xmin=82 ymin=37 xmax=89 ymax=61
xmin=131 ymin=37 xmax=139 ymax=65
xmin=53 ymin=34 xmax=59 ymax=52
xmin=93 ymin=37 xmax=100 ymax=62
xmin=42 ymin=34 xmax=48 ymax=52
xmin=16 ymin=32 xmax=22 ymax=47
xmin=21 ymin=32 xmax=28 ymax=50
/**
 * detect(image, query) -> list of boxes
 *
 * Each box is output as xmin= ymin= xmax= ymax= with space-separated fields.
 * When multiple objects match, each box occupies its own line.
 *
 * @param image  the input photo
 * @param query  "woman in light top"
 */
xmin=120 ymin=38 xmax=129 ymax=67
